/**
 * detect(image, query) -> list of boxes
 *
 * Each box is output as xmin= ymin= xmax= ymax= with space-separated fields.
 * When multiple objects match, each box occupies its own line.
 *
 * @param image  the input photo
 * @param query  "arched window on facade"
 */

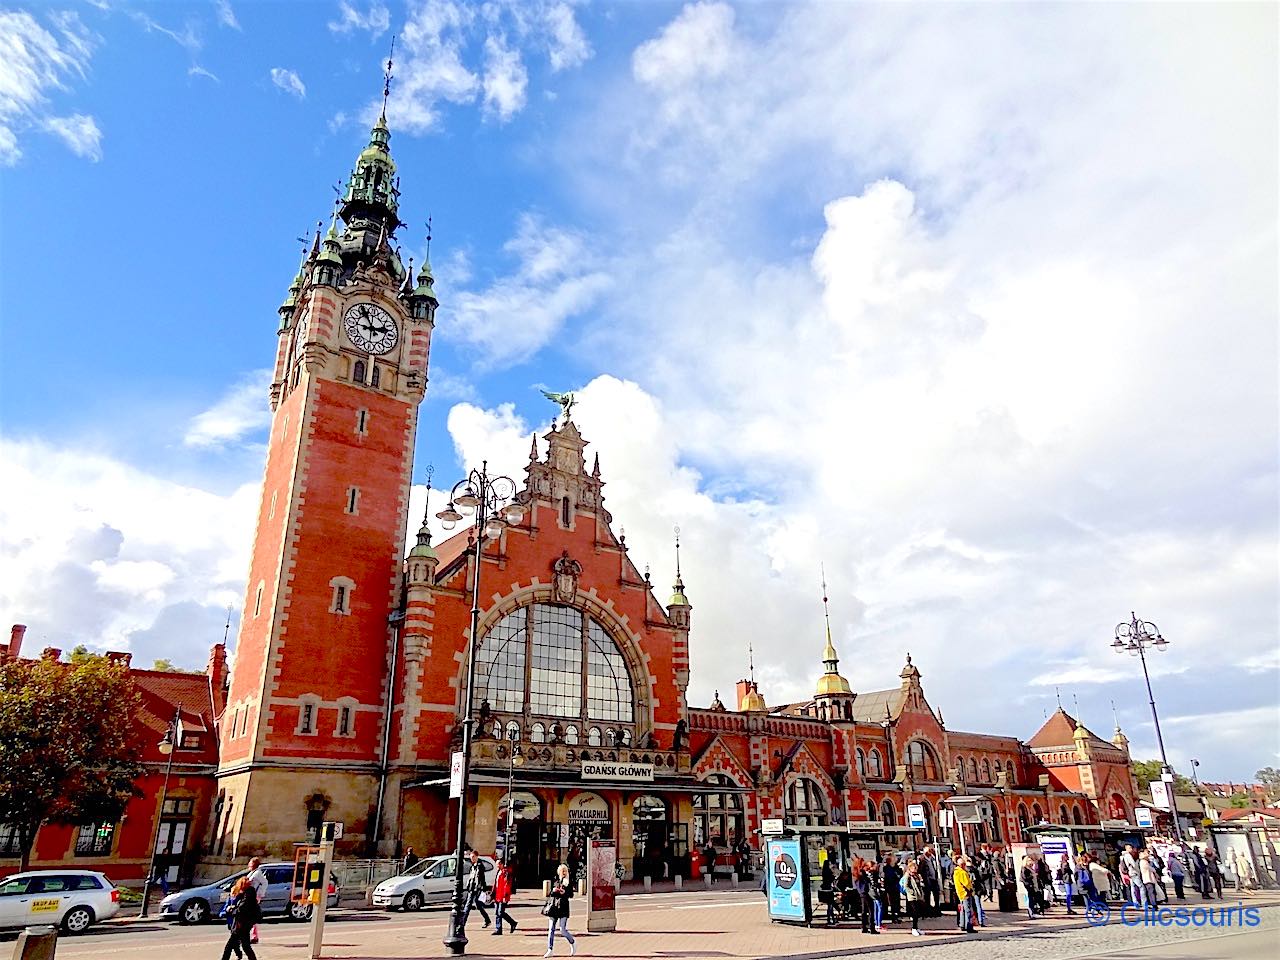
xmin=694 ymin=774 xmax=744 ymax=847
xmin=986 ymin=802 xmax=1002 ymax=842
xmin=866 ymin=799 xmax=877 ymax=821
xmin=1058 ymin=803 xmax=1069 ymax=825
xmin=954 ymin=754 xmax=965 ymax=779
xmin=869 ymin=750 xmax=884 ymax=780
xmin=1072 ymin=806 xmax=1085 ymax=825
xmin=1032 ymin=802 xmax=1044 ymax=824
xmin=788 ymin=777 xmax=828 ymax=827
xmin=353 ymin=360 xmax=366 ymax=383
xmin=855 ymin=748 xmax=866 ymax=779
xmin=588 ymin=726 xmax=602 ymax=747
xmin=982 ymin=758 xmax=992 ymax=783
xmin=881 ymin=798 xmax=897 ymax=826
xmin=906 ymin=740 xmax=942 ymax=781
xmin=921 ymin=800 xmax=935 ymax=836
xmin=472 ymin=602 xmax=637 ymax=733
xmin=564 ymin=724 xmax=579 ymax=745
xmin=530 ymin=722 xmax=545 ymax=744
xmin=969 ymin=758 xmax=979 ymax=783
xmin=505 ymin=720 xmax=520 ymax=742
xmin=370 ymin=364 xmax=381 ymax=387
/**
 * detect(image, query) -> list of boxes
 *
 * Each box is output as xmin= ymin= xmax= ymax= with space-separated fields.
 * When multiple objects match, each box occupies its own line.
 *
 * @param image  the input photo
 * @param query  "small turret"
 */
xmin=814 ymin=566 xmax=852 ymax=699
xmin=409 ymin=257 xmax=438 ymax=322
xmin=312 ymin=219 xmax=344 ymax=287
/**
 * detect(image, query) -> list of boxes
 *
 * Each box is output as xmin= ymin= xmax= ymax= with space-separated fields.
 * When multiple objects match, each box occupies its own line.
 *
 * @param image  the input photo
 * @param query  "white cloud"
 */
xmin=0 ymin=9 xmax=99 ymax=165
xmin=183 ymin=370 xmax=273 ymax=448
xmin=446 ymin=213 xmax=612 ymax=367
xmin=40 ymin=114 xmax=101 ymax=161
xmin=270 ymin=67 xmax=306 ymax=99
xmin=328 ymin=1 xmax=391 ymax=37
xmin=214 ymin=0 xmax=241 ymax=31
xmin=0 ymin=439 xmax=256 ymax=667
xmin=545 ymin=2 xmax=591 ymax=71
xmin=481 ymin=34 xmax=527 ymax=121
xmin=189 ymin=64 xmax=220 ymax=82
xmin=127 ymin=10 xmax=202 ymax=53
xmin=632 ymin=0 xmax=735 ymax=91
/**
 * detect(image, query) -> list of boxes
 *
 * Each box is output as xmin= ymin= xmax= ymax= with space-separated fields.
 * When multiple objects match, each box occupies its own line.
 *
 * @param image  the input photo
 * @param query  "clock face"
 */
xmin=343 ymin=302 xmax=399 ymax=355
xmin=291 ymin=307 xmax=310 ymax=363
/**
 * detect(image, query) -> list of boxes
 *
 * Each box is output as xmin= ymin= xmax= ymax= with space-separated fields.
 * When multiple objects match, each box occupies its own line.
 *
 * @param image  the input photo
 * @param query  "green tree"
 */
xmin=0 ymin=653 xmax=144 ymax=870
xmin=68 ymin=644 xmax=93 ymax=664
xmin=1131 ymin=759 xmax=1193 ymax=795
xmin=1256 ymin=767 xmax=1280 ymax=801
xmin=1229 ymin=793 xmax=1252 ymax=808
xmin=151 ymin=658 xmax=175 ymax=672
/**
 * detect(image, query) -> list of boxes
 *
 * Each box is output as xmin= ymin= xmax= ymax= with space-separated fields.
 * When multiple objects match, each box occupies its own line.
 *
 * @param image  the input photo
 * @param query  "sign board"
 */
xmin=322 ymin=821 xmax=344 ymax=842
xmin=1039 ymin=833 xmax=1071 ymax=861
xmin=761 ymin=818 xmax=785 ymax=836
xmin=937 ymin=808 xmax=954 ymax=830
xmin=908 ymin=804 xmax=926 ymax=829
xmin=849 ymin=836 xmax=879 ymax=862
xmin=1101 ymin=819 xmax=1130 ymax=830
xmin=1011 ymin=842 xmax=1042 ymax=911
xmin=567 ymin=792 xmax=611 ymax=823
xmin=765 ymin=836 xmax=810 ymax=925
xmin=586 ymin=838 xmax=617 ymax=932
xmin=581 ymin=760 xmax=654 ymax=781
xmin=947 ymin=797 xmax=988 ymax=825
xmin=852 ymin=820 xmax=885 ymax=830
xmin=449 ymin=752 xmax=464 ymax=799
xmin=1150 ymin=781 xmax=1172 ymax=810
xmin=1135 ymin=807 xmax=1154 ymax=829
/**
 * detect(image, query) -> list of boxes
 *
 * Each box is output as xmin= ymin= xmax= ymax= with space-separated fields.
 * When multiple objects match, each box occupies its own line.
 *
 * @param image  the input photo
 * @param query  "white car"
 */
xmin=373 ymin=855 xmax=497 ymax=911
xmin=0 ymin=870 xmax=120 ymax=933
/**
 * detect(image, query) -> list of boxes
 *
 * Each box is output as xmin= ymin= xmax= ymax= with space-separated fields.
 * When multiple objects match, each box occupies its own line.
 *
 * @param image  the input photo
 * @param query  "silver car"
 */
xmin=158 ymin=862 xmax=338 ymax=924
xmin=0 ymin=870 xmax=120 ymax=933
xmin=373 ymin=855 xmax=497 ymax=911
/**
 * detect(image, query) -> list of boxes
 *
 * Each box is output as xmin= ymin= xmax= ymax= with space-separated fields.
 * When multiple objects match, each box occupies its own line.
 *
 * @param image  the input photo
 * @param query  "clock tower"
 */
xmin=214 ymin=91 xmax=438 ymax=857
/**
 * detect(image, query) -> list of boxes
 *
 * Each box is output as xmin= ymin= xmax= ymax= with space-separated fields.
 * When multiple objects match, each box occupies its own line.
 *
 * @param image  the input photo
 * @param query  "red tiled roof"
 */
xmin=1219 ymin=807 xmax=1280 ymax=821
xmin=1028 ymin=708 xmax=1079 ymax=748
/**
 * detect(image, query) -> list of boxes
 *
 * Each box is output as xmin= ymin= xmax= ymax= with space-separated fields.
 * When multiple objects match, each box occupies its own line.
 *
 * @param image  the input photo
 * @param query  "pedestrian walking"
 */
xmin=543 ymin=863 xmax=577 ymax=957
xmin=1120 ymin=844 xmax=1143 ymax=906
xmin=403 ymin=846 xmax=419 ymax=872
xmin=492 ymin=859 xmax=520 ymax=936
xmin=855 ymin=861 xmax=879 ymax=934
xmin=462 ymin=849 xmax=492 ymax=930
xmin=245 ymin=857 xmax=268 ymax=945
xmin=1057 ymin=853 xmax=1077 ymax=915
xmin=220 ymin=878 xmax=260 ymax=960
xmin=1020 ymin=855 xmax=1042 ymax=919
xmin=953 ymin=856 xmax=975 ymax=933
xmin=1138 ymin=850 xmax=1159 ymax=908
xmin=1077 ymin=854 xmax=1102 ymax=907
xmin=919 ymin=846 xmax=940 ymax=915
xmin=1034 ymin=854 xmax=1053 ymax=911
xmin=881 ymin=853 xmax=903 ymax=922
xmin=1205 ymin=847 xmax=1223 ymax=899
xmin=1166 ymin=848 xmax=1186 ymax=900
xmin=1189 ymin=845 xmax=1210 ymax=899
xmin=702 ymin=841 xmax=718 ymax=885
xmin=904 ymin=860 xmax=926 ymax=937
xmin=819 ymin=859 xmax=838 ymax=926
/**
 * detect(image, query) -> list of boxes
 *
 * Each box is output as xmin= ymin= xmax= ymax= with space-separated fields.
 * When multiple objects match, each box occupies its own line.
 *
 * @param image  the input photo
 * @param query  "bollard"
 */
xmin=12 ymin=925 xmax=57 ymax=960
xmin=674 ymin=875 xmax=682 ymax=890
xmin=543 ymin=879 xmax=552 ymax=897
xmin=731 ymin=874 xmax=739 ymax=889
xmin=704 ymin=873 xmax=712 ymax=889
xmin=643 ymin=876 xmax=652 ymax=893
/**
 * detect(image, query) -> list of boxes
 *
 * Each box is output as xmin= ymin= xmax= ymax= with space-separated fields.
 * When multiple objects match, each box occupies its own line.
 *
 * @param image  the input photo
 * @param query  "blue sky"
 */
xmin=1 ymin=1 xmax=1276 ymax=782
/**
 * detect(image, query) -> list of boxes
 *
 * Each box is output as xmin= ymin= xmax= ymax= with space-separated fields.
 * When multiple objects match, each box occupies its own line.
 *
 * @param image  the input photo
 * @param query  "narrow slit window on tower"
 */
xmin=334 ymin=585 xmax=347 ymax=613
xmin=353 ymin=360 xmax=366 ymax=383
xmin=299 ymin=701 xmax=315 ymax=735
xmin=338 ymin=706 xmax=352 ymax=737
xmin=370 ymin=364 xmax=381 ymax=387
xmin=268 ymin=490 xmax=277 ymax=520
xmin=253 ymin=582 xmax=264 ymax=618
xmin=356 ymin=409 xmax=368 ymax=434
xmin=346 ymin=487 xmax=360 ymax=515
xmin=329 ymin=576 xmax=354 ymax=615
xmin=561 ymin=496 xmax=571 ymax=527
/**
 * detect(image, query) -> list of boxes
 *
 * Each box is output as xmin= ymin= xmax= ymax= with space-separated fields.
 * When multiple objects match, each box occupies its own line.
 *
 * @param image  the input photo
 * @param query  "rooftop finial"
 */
xmin=1056 ymin=686 xmax=1062 ymax=709
xmin=421 ymin=463 xmax=434 ymax=527
xmin=222 ymin=605 xmax=233 ymax=643
xmin=1072 ymin=692 xmax=1081 ymax=716
xmin=425 ymin=216 xmax=432 ymax=260
xmin=821 ymin=562 xmax=833 ymax=643
xmin=748 ymin=639 xmax=756 ymax=684
xmin=674 ymin=524 xmax=682 ymax=579
xmin=381 ymin=35 xmax=395 ymax=121
xmin=1111 ymin=699 xmax=1121 ymax=730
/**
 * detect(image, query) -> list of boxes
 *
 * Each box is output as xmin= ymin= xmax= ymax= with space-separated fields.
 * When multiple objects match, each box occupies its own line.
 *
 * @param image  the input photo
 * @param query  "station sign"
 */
xmin=1135 ymin=807 xmax=1154 ymax=829
xmin=760 ymin=818 xmax=785 ymax=835
xmin=907 ymin=804 xmax=926 ymax=829
xmin=581 ymin=760 xmax=654 ymax=781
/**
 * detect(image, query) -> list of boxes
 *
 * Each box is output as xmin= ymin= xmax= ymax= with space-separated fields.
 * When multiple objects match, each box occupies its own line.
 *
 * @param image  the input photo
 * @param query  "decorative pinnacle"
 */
xmin=1056 ymin=686 xmax=1062 ymax=709
xmin=748 ymin=639 xmax=756 ymax=684
xmin=425 ymin=216 xmax=432 ymax=260
xmin=415 ymin=464 xmax=435 ymax=545
xmin=381 ymin=35 xmax=395 ymax=121
xmin=674 ymin=525 xmax=683 ymax=581
xmin=821 ymin=563 xmax=834 ymax=651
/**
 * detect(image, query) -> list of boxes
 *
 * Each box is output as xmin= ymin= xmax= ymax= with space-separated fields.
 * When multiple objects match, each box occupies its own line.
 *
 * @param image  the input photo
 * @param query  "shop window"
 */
xmin=880 ymin=798 xmax=897 ymax=826
xmin=905 ymin=740 xmax=941 ymax=781
xmin=631 ymin=795 xmax=669 ymax=878
xmin=74 ymin=821 xmax=116 ymax=857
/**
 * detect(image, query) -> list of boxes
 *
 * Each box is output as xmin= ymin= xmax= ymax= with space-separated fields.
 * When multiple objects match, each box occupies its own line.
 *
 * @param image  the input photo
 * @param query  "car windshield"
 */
xmin=215 ymin=871 xmax=249 ymax=890
xmin=404 ymin=857 xmax=443 ymax=877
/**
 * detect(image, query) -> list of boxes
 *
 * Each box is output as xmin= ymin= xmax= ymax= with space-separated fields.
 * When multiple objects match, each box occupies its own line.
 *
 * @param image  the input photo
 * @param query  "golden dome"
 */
xmin=743 ymin=687 xmax=768 ymax=712
xmin=815 ymin=671 xmax=852 ymax=697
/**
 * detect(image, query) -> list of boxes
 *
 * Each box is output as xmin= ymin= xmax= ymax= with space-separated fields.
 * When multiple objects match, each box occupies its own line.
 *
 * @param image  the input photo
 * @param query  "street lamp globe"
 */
xmin=453 ymin=485 xmax=480 ymax=509
xmin=436 ymin=501 xmax=463 ymax=528
xmin=483 ymin=517 xmax=506 ymax=541
xmin=158 ymin=733 xmax=174 ymax=756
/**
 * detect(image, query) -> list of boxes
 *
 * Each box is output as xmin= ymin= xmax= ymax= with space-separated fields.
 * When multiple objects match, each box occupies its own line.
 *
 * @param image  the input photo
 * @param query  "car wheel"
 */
xmin=288 ymin=900 xmax=315 ymax=922
xmin=62 ymin=905 xmax=95 ymax=934
xmin=403 ymin=890 xmax=424 ymax=912
xmin=180 ymin=899 xmax=210 ymax=925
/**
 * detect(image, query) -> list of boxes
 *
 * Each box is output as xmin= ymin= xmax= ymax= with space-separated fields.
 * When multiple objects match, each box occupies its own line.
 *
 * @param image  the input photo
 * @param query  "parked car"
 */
xmin=158 ymin=862 xmax=338 ymax=925
xmin=0 ymin=870 xmax=120 ymax=933
xmin=373 ymin=855 xmax=497 ymax=911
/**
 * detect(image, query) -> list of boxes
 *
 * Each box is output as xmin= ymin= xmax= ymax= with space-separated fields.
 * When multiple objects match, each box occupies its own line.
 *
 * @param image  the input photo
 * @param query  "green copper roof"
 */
xmin=408 ymin=540 xmax=437 ymax=560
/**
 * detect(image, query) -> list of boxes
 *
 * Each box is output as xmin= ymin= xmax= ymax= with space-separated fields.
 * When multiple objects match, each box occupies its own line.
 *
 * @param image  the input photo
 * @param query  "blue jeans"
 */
xmin=872 ymin=899 xmax=882 ymax=927
xmin=974 ymin=893 xmax=985 ymax=925
xmin=547 ymin=916 xmax=575 ymax=949
xmin=959 ymin=896 xmax=975 ymax=931
xmin=1064 ymin=882 xmax=1075 ymax=911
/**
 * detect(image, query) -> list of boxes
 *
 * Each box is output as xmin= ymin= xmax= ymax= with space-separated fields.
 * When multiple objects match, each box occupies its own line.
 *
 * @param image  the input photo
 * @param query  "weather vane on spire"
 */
xmin=381 ymin=36 xmax=396 ymax=119
xmin=425 ymin=216 xmax=432 ymax=260
xmin=820 ymin=562 xmax=833 ymax=639
xmin=674 ymin=524 xmax=682 ymax=578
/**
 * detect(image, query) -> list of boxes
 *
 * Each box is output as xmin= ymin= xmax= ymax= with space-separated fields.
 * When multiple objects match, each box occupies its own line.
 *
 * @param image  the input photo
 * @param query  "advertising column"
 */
xmin=586 ymin=838 xmax=618 ymax=932
xmin=765 ymin=836 xmax=811 ymax=926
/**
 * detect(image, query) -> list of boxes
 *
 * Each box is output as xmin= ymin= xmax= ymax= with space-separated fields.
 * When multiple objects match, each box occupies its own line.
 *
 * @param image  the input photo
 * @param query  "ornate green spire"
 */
xmin=340 ymin=43 xmax=401 ymax=232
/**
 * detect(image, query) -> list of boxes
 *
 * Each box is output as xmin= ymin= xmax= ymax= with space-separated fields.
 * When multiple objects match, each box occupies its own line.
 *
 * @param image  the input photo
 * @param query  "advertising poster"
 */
xmin=766 ymin=837 xmax=810 ymax=925
xmin=586 ymin=838 xmax=617 ymax=932
xmin=1011 ymin=842 xmax=1043 ymax=911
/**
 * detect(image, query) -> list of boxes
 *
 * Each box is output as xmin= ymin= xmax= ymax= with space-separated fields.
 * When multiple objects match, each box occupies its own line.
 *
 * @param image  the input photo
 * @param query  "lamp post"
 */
xmin=1111 ymin=611 xmax=1183 ymax=842
xmin=1190 ymin=758 xmax=1207 ymax=824
xmin=139 ymin=707 xmax=180 ymax=919
xmin=502 ymin=730 xmax=524 ymax=866
xmin=437 ymin=462 xmax=525 ymax=956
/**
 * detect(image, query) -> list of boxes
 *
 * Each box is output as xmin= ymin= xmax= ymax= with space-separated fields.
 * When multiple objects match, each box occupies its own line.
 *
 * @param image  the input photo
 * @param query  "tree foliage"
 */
xmin=0 ymin=654 xmax=145 ymax=870
xmin=1131 ymin=759 xmax=1194 ymax=795
xmin=1256 ymin=767 xmax=1280 ymax=800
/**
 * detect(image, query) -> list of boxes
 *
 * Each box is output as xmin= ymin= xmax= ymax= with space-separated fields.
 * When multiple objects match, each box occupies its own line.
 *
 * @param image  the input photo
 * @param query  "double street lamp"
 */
xmin=437 ymin=462 xmax=525 ymax=956
xmin=139 ymin=707 xmax=180 ymax=919
xmin=1111 ymin=611 xmax=1183 ymax=841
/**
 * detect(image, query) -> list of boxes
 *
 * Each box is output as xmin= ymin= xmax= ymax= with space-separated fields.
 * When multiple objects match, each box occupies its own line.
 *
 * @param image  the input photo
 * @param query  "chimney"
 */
xmin=3 ymin=624 xmax=26 ymax=660
xmin=735 ymin=679 xmax=753 ymax=712
xmin=207 ymin=643 xmax=229 ymax=715
xmin=105 ymin=651 xmax=133 ymax=668
xmin=42 ymin=647 xmax=62 ymax=662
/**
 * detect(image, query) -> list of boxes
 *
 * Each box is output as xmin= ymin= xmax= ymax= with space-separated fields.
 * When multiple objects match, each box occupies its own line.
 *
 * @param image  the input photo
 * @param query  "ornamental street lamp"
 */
xmin=139 ymin=707 xmax=180 ymax=919
xmin=1111 ymin=611 xmax=1183 ymax=842
xmin=438 ymin=462 xmax=524 ymax=956
xmin=1190 ymin=758 xmax=1208 ymax=823
xmin=502 ymin=730 xmax=525 ymax=866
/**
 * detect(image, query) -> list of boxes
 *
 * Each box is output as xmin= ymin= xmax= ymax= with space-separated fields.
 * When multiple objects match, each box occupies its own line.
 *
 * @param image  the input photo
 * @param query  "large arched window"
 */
xmin=855 ymin=748 xmax=866 ymax=778
xmin=968 ymin=758 xmax=979 ymax=783
xmin=788 ymin=777 xmax=828 ymax=827
xmin=905 ymin=740 xmax=941 ymax=781
xmin=981 ymin=758 xmax=992 ymax=783
xmin=880 ymin=798 xmax=897 ymax=825
xmin=694 ymin=774 xmax=744 ymax=847
xmin=869 ymin=750 xmax=884 ymax=780
xmin=472 ymin=602 xmax=636 ymax=727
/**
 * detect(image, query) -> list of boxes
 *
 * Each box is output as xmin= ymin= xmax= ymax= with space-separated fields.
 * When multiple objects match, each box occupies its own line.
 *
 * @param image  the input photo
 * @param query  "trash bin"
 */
xmin=13 ymin=924 xmax=58 ymax=960
xmin=998 ymin=883 xmax=1019 ymax=913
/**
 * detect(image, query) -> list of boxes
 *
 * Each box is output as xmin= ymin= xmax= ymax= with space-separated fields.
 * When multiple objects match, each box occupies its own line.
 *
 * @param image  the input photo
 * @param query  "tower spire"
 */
xmin=409 ymin=465 xmax=437 ymax=560
xmin=668 ymin=525 xmax=689 ymax=606
xmin=381 ymin=35 xmax=395 ymax=122
xmin=815 ymin=563 xmax=851 ymax=697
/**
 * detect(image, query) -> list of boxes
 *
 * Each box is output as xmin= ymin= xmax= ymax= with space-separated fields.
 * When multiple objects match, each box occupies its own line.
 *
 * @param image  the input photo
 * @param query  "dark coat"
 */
xmin=547 ymin=880 xmax=573 ymax=919
xmin=227 ymin=888 xmax=261 ymax=934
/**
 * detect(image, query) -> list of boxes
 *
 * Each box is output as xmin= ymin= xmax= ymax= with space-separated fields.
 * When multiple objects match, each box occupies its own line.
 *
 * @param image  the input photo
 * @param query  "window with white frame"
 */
xmin=297 ymin=697 xmax=320 ymax=735
xmin=329 ymin=576 xmax=355 ymax=615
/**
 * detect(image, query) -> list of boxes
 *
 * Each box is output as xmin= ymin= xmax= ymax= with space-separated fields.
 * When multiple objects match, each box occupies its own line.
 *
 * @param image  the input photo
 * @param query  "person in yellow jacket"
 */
xmin=952 ymin=856 xmax=976 ymax=933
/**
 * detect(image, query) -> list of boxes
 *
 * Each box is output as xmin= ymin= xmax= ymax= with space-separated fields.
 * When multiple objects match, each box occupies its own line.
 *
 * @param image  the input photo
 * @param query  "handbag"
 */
xmin=540 ymin=895 xmax=557 ymax=918
xmin=479 ymin=890 xmax=494 ymax=906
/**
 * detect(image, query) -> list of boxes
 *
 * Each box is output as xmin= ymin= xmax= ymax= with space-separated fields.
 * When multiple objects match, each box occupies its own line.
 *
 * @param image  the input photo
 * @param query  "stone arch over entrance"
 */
xmin=454 ymin=584 xmax=657 ymax=736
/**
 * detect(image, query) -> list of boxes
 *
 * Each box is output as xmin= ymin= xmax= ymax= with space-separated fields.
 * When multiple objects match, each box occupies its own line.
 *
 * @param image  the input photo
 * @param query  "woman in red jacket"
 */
xmin=492 ymin=859 xmax=520 ymax=936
